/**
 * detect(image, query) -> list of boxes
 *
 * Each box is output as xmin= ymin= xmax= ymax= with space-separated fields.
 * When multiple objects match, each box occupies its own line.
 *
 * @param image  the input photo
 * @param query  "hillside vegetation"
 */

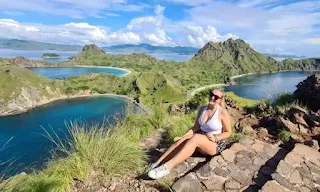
xmin=64 ymin=38 xmax=320 ymax=89
xmin=0 ymin=65 xmax=63 ymax=114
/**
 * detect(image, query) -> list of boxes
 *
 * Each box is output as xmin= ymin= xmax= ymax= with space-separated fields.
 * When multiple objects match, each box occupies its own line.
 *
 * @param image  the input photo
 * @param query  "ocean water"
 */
xmin=0 ymin=96 xmax=135 ymax=175
xmin=27 ymin=67 xmax=128 ymax=78
xmin=0 ymin=49 xmax=194 ymax=62
xmin=225 ymin=71 xmax=319 ymax=100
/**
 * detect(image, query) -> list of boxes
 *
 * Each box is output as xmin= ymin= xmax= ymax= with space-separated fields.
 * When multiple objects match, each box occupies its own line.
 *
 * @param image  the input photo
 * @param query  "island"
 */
xmin=42 ymin=53 xmax=61 ymax=59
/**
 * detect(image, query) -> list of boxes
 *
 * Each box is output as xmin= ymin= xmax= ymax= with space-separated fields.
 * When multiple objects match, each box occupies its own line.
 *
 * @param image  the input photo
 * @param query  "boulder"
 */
xmin=294 ymin=74 xmax=320 ymax=111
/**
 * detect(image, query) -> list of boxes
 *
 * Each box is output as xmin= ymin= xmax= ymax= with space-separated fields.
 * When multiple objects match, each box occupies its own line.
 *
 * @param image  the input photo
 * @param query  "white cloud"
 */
xmin=185 ymin=25 xmax=238 ymax=47
xmin=302 ymin=38 xmax=320 ymax=45
xmin=155 ymin=5 xmax=165 ymax=15
xmin=166 ymin=0 xmax=212 ymax=6
xmin=105 ymin=12 xmax=120 ymax=17
xmin=0 ymin=19 xmax=140 ymax=45
xmin=25 ymin=26 xmax=39 ymax=32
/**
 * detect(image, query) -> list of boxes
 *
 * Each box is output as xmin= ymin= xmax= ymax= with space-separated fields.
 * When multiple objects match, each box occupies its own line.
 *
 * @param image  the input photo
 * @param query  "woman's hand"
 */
xmin=173 ymin=136 xmax=182 ymax=142
xmin=206 ymin=133 xmax=216 ymax=142
xmin=174 ymin=134 xmax=193 ymax=142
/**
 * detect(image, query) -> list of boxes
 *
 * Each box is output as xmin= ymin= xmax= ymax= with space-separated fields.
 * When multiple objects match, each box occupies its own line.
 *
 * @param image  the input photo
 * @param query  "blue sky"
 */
xmin=0 ymin=0 xmax=319 ymax=56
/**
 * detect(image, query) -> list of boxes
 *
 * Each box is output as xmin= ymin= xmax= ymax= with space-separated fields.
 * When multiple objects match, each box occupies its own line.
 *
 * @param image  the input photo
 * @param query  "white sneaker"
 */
xmin=150 ymin=162 xmax=159 ymax=170
xmin=148 ymin=164 xmax=170 ymax=179
xmin=147 ymin=162 xmax=159 ymax=172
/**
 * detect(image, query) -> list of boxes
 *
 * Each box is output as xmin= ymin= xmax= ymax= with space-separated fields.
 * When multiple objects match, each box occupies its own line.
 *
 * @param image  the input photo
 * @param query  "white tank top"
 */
xmin=198 ymin=106 xmax=223 ymax=134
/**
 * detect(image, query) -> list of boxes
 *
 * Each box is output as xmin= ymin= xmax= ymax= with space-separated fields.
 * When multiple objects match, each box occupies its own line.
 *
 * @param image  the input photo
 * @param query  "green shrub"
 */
xmin=272 ymin=93 xmax=295 ymax=107
xmin=279 ymin=129 xmax=291 ymax=142
xmin=148 ymin=102 xmax=168 ymax=129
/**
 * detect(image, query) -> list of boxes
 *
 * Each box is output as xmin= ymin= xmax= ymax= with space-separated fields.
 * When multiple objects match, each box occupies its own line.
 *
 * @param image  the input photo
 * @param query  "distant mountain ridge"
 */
xmin=263 ymin=53 xmax=307 ymax=59
xmin=103 ymin=43 xmax=199 ymax=54
xmin=0 ymin=38 xmax=198 ymax=54
xmin=0 ymin=39 xmax=81 ymax=51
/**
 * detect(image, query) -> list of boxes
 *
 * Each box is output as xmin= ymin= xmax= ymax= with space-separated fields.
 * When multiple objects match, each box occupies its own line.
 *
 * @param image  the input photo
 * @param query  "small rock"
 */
xmin=305 ymin=160 xmax=320 ymax=175
xmin=108 ymin=183 xmax=118 ymax=191
xmin=235 ymin=156 xmax=252 ymax=169
xmin=261 ymin=180 xmax=289 ymax=192
xmin=186 ymin=157 xmax=207 ymax=165
xmin=258 ymin=128 xmax=269 ymax=138
xmin=299 ymin=186 xmax=311 ymax=192
xmin=312 ymin=127 xmax=320 ymax=135
xmin=264 ymin=145 xmax=280 ymax=157
xmin=292 ymin=144 xmax=320 ymax=161
xmin=202 ymin=175 xmax=227 ymax=191
xmin=214 ymin=167 xmax=229 ymax=177
xmin=242 ymin=125 xmax=255 ymax=135
xmin=251 ymin=142 xmax=265 ymax=152
xmin=272 ymin=173 xmax=294 ymax=190
xmin=230 ymin=170 xmax=252 ymax=186
xmin=172 ymin=173 xmax=202 ymax=192
xmin=304 ymin=140 xmax=320 ymax=151
xmin=289 ymin=169 xmax=303 ymax=184
xmin=209 ymin=155 xmax=226 ymax=168
xmin=171 ymin=162 xmax=189 ymax=178
xmin=276 ymin=160 xmax=295 ymax=178
xmin=195 ymin=163 xmax=214 ymax=180
xmin=229 ymin=143 xmax=246 ymax=152
xmin=225 ymin=179 xmax=241 ymax=190
xmin=284 ymin=152 xmax=304 ymax=167
xmin=221 ymin=149 xmax=236 ymax=162
xmin=227 ymin=162 xmax=240 ymax=172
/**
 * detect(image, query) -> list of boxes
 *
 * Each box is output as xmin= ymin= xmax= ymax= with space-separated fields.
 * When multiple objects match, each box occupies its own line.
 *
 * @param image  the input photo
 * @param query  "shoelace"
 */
xmin=155 ymin=165 xmax=167 ymax=174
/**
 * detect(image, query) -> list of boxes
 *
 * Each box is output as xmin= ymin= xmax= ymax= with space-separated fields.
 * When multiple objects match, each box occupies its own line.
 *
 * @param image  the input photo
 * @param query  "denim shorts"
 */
xmin=198 ymin=130 xmax=227 ymax=154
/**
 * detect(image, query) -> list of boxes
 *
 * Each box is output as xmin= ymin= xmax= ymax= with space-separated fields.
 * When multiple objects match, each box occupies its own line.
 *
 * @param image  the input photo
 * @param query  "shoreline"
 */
xmin=0 ymin=93 xmax=150 ymax=117
xmin=27 ymin=65 xmax=132 ymax=77
xmin=189 ymin=69 xmax=320 ymax=97
xmin=230 ymin=69 xmax=320 ymax=80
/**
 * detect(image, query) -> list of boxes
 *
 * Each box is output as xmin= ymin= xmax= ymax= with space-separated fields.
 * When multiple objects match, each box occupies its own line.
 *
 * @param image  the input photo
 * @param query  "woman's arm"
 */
xmin=216 ymin=109 xmax=232 ymax=141
xmin=174 ymin=107 xmax=203 ymax=141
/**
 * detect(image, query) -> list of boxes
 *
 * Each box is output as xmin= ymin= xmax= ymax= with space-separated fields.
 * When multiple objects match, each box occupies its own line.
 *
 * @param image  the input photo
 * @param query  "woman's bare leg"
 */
xmin=166 ymin=134 xmax=217 ymax=170
xmin=155 ymin=136 xmax=191 ymax=165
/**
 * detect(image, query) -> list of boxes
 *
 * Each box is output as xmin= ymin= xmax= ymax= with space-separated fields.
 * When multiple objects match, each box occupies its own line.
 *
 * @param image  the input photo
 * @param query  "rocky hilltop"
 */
xmin=294 ymin=74 xmax=320 ymax=111
xmin=189 ymin=39 xmax=320 ymax=78
xmin=0 ymin=56 xmax=45 ymax=67
xmin=0 ymin=65 xmax=66 ymax=115
xmin=190 ymin=39 xmax=278 ymax=76
xmin=71 ymin=44 xmax=106 ymax=60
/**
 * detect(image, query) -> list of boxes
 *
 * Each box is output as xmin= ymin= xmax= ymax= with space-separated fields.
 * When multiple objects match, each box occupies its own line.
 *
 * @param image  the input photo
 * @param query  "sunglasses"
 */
xmin=209 ymin=92 xmax=222 ymax=100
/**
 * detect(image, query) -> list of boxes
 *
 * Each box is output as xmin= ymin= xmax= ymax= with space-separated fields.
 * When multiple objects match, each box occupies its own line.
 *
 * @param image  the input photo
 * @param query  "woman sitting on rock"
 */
xmin=148 ymin=88 xmax=232 ymax=179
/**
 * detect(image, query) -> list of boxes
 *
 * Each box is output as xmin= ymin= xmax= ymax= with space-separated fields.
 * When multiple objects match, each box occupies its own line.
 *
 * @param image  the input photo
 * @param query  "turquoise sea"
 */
xmin=0 ymin=96 xmax=133 ymax=175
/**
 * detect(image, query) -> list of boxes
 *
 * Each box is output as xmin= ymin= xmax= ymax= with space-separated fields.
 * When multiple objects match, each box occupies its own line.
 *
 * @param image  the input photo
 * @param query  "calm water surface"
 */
xmin=0 ymin=49 xmax=194 ymax=62
xmin=225 ymin=71 xmax=319 ymax=100
xmin=0 ymin=96 xmax=134 ymax=175
xmin=28 ymin=67 xmax=128 ymax=78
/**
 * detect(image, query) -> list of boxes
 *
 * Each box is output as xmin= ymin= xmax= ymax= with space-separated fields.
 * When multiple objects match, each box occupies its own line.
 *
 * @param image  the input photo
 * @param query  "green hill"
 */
xmin=0 ymin=57 xmax=46 ymax=67
xmin=189 ymin=39 xmax=279 ymax=76
xmin=280 ymin=58 xmax=320 ymax=71
xmin=63 ymin=39 xmax=320 ymax=89
xmin=0 ymin=65 xmax=63 ymax=115
xmin=136 ymin=72 xmax=186 ymax=103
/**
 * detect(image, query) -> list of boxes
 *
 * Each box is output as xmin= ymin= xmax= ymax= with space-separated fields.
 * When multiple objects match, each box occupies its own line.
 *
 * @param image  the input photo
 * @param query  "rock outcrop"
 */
xmin=171 ymin=139 xmax=320 ymax=192
xmin=0 ymin=56 xmax=45 ymax=67
xmin=294 ymin=74 xmax=320 ymax=111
